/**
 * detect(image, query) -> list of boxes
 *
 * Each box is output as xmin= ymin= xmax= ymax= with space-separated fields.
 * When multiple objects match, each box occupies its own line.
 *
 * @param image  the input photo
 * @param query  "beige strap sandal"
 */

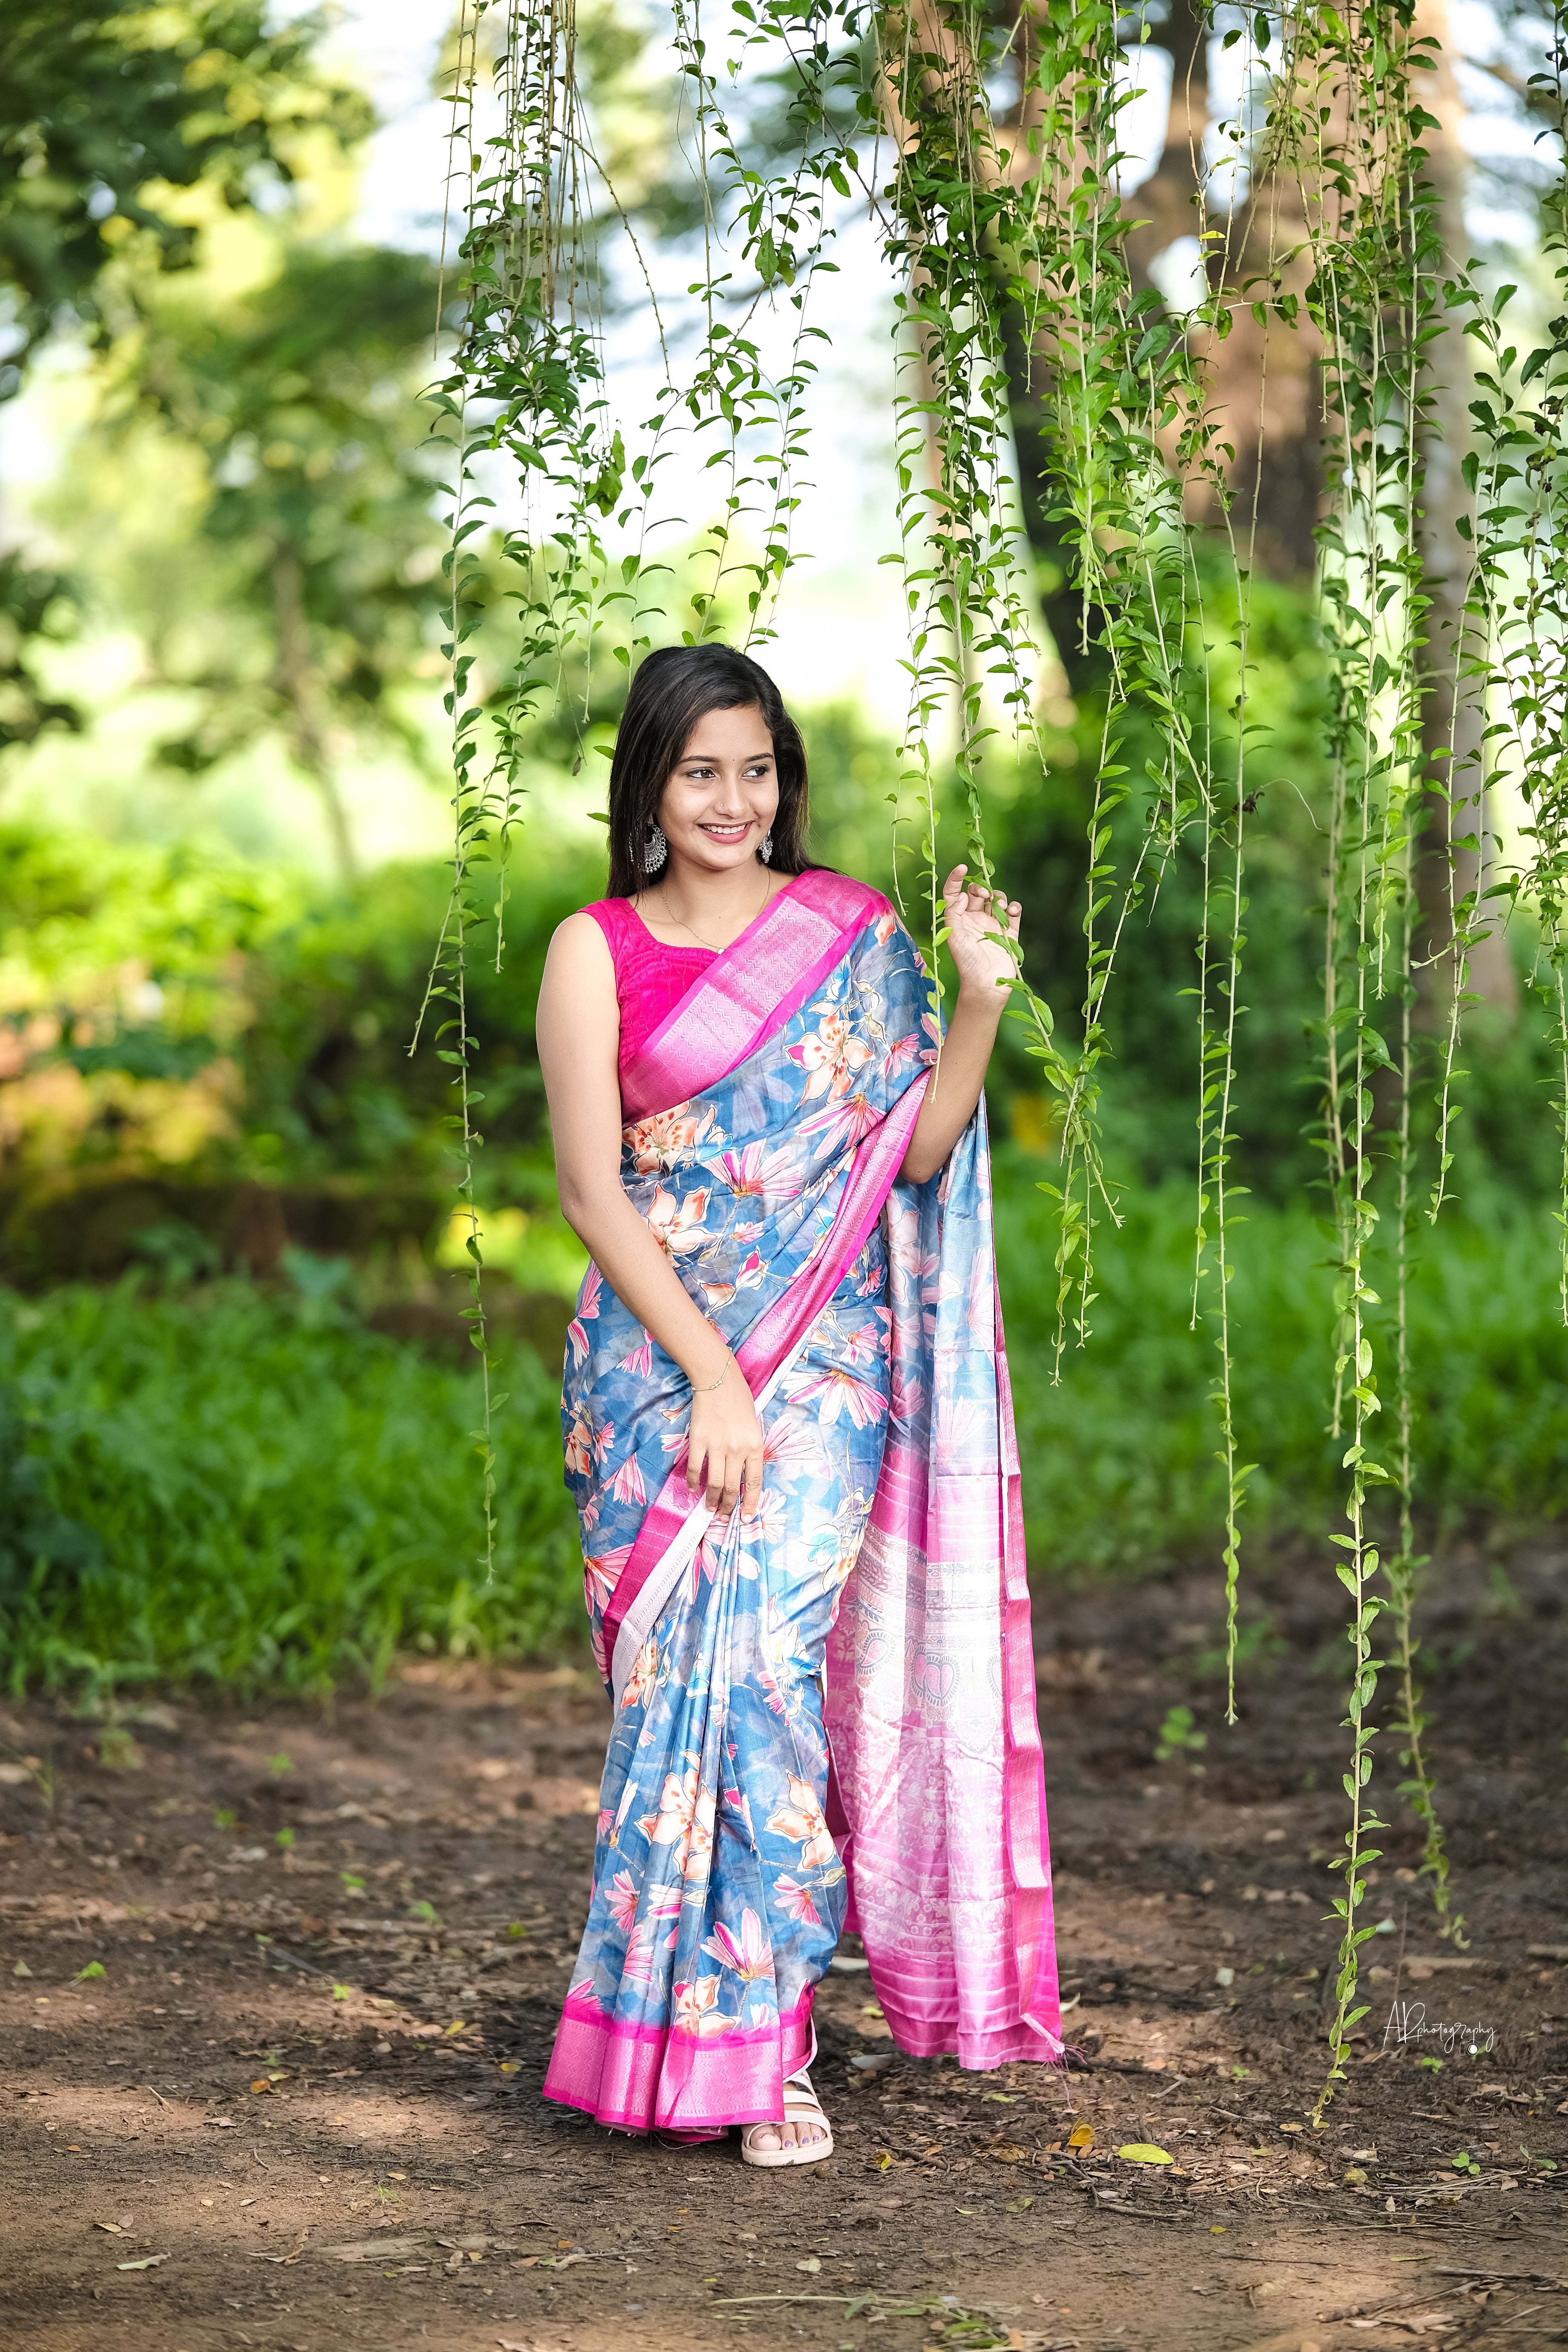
xmin=740 ymin=2067 xmax=834 ymax=2168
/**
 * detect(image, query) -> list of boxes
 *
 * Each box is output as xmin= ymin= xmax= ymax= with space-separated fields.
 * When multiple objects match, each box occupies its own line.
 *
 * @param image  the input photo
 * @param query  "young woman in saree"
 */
xmin=535 ymin=643 xmax=1063 ymax=2165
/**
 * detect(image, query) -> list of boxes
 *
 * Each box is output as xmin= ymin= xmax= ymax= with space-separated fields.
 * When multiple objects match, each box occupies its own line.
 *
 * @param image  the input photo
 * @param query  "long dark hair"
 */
xmin=604 ymin=642 xmax=812 ymax=897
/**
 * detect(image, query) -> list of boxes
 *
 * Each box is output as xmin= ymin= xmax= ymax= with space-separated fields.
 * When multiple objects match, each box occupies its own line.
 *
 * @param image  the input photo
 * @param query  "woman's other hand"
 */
xmin=942 ymin=865 xmax=1020 ymax=1004
xmin=895 ymin=869 xmax=1022 ymax=1184
xmin=687 ymin=1358 xmax=766 ymax=1521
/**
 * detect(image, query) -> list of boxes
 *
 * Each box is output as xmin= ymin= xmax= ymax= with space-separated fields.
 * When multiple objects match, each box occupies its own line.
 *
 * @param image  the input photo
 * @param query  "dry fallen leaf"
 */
xmin=988 ymin=2142 xmax=1029 ymax=2163
xmin=796 ymin=2257 xmax=822 ymax=2273
xmin=324 ymin=2236 xmax=428 ymax=2264
xmin=115 ymin=2254 xmax=169 ymax=2272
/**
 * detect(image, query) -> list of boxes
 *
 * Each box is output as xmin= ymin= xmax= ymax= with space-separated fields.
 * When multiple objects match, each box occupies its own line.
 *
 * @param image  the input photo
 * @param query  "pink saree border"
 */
xmin=994 ymin=1299 xmax=1060 ymax=2045
xmin=619 ymin=868 xmax=888 ymax=1121
xmin=601 ymin=1069 xmax=929 ymax=1675
xmin=542 ymin=1988 xmax=816 ymax=2133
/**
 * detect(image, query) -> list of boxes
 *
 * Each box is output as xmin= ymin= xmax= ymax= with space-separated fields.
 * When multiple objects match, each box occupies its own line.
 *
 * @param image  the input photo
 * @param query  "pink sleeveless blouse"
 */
xmin=585 ymin=897 xmax=715 ymax=1093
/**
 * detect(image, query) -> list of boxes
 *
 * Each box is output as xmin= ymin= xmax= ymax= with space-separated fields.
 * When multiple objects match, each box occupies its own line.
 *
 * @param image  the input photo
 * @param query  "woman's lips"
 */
xmin=698 ymin=823 xmax=751 ymax=839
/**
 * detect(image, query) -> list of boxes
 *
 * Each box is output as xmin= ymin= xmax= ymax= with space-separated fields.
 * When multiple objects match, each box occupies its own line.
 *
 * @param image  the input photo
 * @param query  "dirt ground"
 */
xmin=3 ymin=1536 xmax=1565 ymax=2352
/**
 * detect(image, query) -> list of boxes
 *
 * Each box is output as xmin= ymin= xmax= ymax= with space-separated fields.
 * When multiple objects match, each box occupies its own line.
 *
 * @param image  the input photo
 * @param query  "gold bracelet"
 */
xmin=691 ymin=1363 xmax=729 ymax=1393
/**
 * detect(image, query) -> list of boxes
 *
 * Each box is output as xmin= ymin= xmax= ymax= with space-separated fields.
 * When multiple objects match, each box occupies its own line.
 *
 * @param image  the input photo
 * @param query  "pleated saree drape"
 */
xmin=542 ymin=870 xmax=1063 ymax=2134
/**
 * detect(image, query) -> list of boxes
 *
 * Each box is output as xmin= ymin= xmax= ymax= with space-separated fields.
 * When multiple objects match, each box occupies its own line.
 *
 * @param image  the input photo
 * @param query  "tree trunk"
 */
xmin=271 ymin=541 xmax=358 ymax=886
xmin=1137 ymin=9 xmax=1323 ymax=581
xmin=1122 ymin=0 xmax=1210 ymax=294
xmin=1412 ymin=0 xmax=1518 ymax=1023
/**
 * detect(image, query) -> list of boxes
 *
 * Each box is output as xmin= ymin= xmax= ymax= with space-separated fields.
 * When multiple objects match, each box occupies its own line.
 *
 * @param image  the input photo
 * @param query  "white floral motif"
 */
xmin=787 ymin=1008 xmax=874 ymax=1102
xmin=639 ymin=1767 xmax=716 ymax=1882
xmin=646 ymin=1184 xmax=712 ymax=1259
xmin=623 ymin=1102 xmax=717 ymax=1174
xmin=766 ymin=1775 xmax=837 ymax=1870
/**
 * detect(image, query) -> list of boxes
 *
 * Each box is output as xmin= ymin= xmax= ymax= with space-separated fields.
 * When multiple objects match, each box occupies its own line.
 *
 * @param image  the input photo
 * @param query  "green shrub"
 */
xmin=0 ymin=1278 xmax=582 ymax=1694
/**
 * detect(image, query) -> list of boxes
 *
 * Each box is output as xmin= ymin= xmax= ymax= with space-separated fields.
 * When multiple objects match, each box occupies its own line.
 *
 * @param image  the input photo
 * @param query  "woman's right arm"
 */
xmin=536 ymin=913 xmax=765 ymax=1519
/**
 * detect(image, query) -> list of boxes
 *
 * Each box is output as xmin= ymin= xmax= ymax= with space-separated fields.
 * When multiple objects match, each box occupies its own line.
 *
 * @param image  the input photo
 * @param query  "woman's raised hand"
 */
xmin=687 ymin=1357 xmax=767 ymax=1521
xmin=942 ymin=865 xmax=1021 ymax=1004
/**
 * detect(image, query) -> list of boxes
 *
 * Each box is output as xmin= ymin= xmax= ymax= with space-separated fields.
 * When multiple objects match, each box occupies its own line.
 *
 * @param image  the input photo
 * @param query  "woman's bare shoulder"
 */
xmin=548 ymin=906 xmax=617 ymax=965
xmin=538 ymin=910 xmax=618 ymax=1041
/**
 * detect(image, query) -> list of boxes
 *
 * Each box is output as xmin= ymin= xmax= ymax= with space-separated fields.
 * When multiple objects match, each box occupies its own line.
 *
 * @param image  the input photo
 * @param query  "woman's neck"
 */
xmin=637 ymin=857 xmax=782 ymax=952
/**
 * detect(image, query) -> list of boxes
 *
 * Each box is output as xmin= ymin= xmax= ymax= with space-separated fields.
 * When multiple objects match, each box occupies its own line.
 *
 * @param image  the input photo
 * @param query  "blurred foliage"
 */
xmin=2 ymin=3 xmax=446 ymax=877
xmin=100 ymin=237 xmax=448 ymax=876
xmin=0 ymin=818 xmax=596 ymax=1287
xmin=1 ymin=608 xmax=1559 ymax=1301
xmin=0 ymin=549 xmax=80 ymax=752
xmin=0 ymin=678 xmax=913 ymax=1282
xmin=0 ymin=0 xmax=371 ymax=387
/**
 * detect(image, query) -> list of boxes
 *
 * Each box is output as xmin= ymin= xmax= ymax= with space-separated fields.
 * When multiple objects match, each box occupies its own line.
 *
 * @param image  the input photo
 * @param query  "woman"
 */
xmin=535 ymin=643 xmax=1062 ymax=2164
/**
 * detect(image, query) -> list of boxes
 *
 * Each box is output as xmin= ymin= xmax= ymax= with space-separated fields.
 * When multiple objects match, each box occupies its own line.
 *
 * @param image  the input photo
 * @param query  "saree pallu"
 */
xmin=542 ymin=870 xmax=1062 ymax=2135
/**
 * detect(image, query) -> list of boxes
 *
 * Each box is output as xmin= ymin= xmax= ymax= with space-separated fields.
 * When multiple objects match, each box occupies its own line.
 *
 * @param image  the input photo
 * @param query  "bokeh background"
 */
xmin=2 ymin=0 xmax=1563 ymax=1698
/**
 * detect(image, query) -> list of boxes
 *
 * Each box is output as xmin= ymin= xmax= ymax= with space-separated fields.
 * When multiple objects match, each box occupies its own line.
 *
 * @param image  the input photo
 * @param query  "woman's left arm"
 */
xmin=897 ymin=866 xmax=1021 ymax=1186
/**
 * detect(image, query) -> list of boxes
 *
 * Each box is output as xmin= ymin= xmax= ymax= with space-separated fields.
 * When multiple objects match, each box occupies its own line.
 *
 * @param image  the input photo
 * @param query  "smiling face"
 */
xmin=656 ymin=703 xmax=779 ymax=876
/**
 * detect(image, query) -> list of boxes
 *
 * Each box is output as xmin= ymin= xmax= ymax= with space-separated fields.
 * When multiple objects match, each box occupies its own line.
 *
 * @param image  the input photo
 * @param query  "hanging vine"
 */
xmin=420 ymin=0 xmax=1568 ymax=2107
xmin=416 ymin=0 xmax=861 ymax=1577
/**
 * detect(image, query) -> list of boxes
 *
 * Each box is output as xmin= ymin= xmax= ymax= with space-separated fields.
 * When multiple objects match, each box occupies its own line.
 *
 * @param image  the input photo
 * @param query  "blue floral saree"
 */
xmin=542 ymin=868 xmax=1062 ymax=2133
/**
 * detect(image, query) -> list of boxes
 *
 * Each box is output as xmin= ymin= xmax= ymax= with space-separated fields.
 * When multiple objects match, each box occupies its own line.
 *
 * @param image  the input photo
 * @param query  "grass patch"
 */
xmin=3 ymin=1182 xmax=1564 ymax=1690
xmin=1 ymin=1279 xmax=582 ymax=1695
xmin=999 ymin=1175 xmax=1568 ymax=1575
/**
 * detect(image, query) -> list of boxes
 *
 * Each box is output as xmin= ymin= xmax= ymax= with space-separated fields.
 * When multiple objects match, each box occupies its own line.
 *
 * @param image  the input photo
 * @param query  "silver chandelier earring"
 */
xmin=644 ymin=822 xmax=668 ymax=876
xmin=759 ymin=830 xmax=773 ymax=864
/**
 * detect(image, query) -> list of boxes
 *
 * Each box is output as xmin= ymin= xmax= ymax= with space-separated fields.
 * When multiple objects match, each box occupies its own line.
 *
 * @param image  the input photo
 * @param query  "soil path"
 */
xmin=3 ymin=1541 xmax=1565 ymax=2352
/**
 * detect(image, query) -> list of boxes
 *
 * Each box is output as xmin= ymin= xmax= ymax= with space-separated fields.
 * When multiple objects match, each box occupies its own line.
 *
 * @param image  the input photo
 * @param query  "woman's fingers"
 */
xmin=688 ymin=1399 xmax=767 ymax=1518
xmin=709 ymin=1448 xmax=749 ymax=1514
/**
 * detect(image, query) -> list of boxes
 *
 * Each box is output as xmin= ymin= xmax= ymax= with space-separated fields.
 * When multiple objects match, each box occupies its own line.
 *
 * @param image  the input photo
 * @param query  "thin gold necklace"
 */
xmin=649 ymin=871 xmax=775 ymax=953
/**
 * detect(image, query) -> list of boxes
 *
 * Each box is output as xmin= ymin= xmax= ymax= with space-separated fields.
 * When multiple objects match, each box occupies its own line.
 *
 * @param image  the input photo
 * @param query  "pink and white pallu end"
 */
xmin=823 ymin=1101 xmax=1066 ymax=2073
